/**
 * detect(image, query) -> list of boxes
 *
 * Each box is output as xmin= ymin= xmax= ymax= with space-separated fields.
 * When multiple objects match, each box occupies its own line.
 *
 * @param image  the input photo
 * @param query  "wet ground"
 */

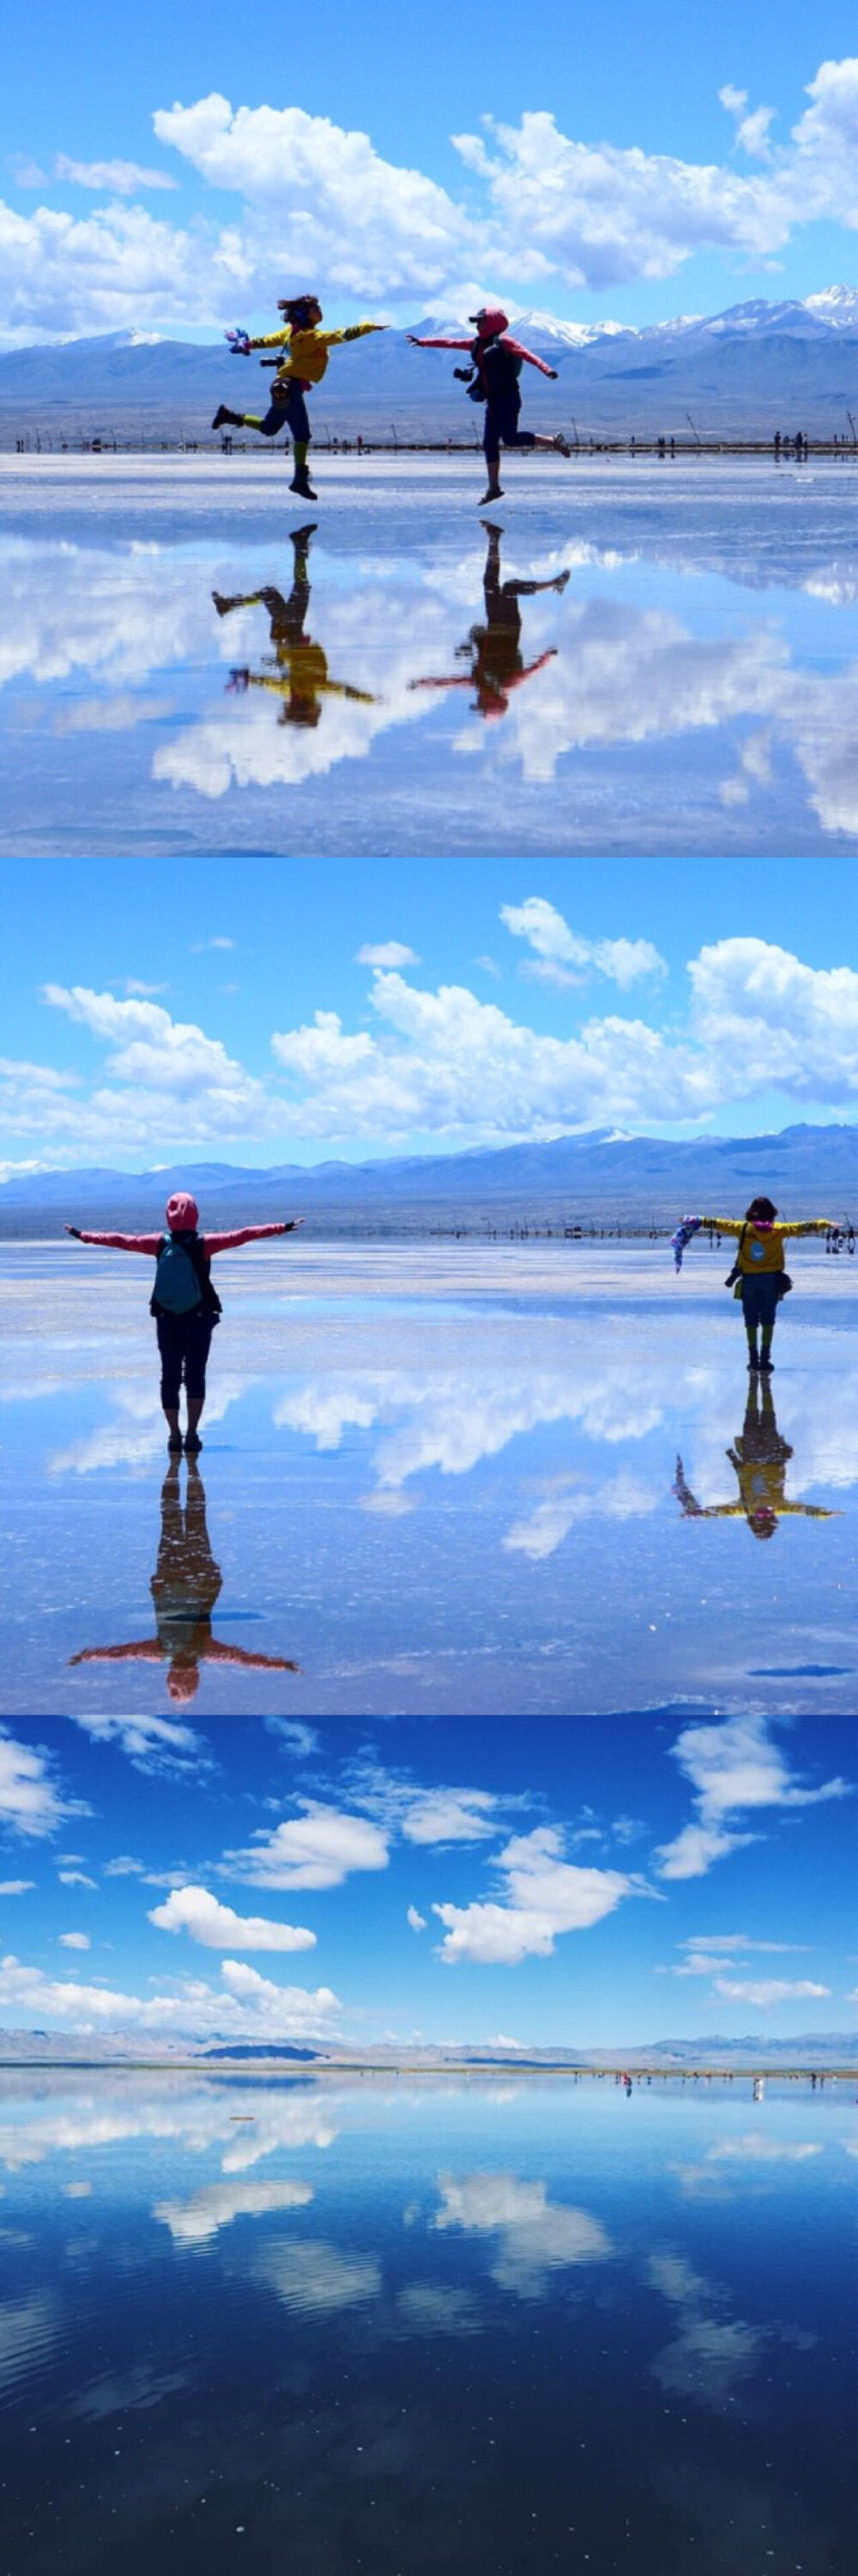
xmin=2 ymin=1240 xmax=857 ymax=1715
xmin=1 ymin=2067 xmax=855 ymax=2576
xmin=3 ymin=454 xmax=858 ymax=853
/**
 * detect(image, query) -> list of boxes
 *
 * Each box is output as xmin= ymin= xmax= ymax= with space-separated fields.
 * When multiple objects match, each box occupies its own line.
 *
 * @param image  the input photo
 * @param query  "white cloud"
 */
xmin=0 ymin=1953 xmax=340 ymax=2043
xmin=500 ymin=899 xmax=667 ymax=990
xmin=53 ymin=155 xmax=178 ymax=195
xmin=148 ymin=1885 xmax=317 ymax=1953
xmin=57 ymin=1870 xmax=97 ymax=1889
xmin=434 ymin=2172 xmax=613 ymax=2298
xmin=5 ymin=60 xmax=858 ymax=338
xmin=712 ymin=1977 xmax=831 ymax=2007
xmin=266 ymin=1720 xmax=319 ymax=1756
xmin=402 ymin=1791 xmax=499 ymax=1846
xmin=40 ymin=984 xmax=273 ymax=1152
xmin=433 ymin=1826 xmax=641 ymax=1964
xmin=648 ymin=2253 xmax=766 ymax=2411
xmin=224 ymin=1802 xmax=390 ymax=1892
xmin=656 ymin=1716 xmax=851 ymax=1881
xmin=0 ymin=1732 xmax=75 ymax=1839
xmin=154 ymin=2178 xmax=313 ymax=2245
xmin=58 ymin=1933 xmax=90 ymax=1951
xmin=102 ymin=1857 xmax=144 ymax=1877
xmin=0 ymin=1881 xmax=35 ymax=1896
xmin=65 ymin=1716 xmax=204 ymax=1773
xmin=254 ymin=2238 xmax=381 ymax=2315
xmin=356 ymin=942 xmax=420 ymax=969
xmin=408 ymin=1906 xmax=427 ymax=1932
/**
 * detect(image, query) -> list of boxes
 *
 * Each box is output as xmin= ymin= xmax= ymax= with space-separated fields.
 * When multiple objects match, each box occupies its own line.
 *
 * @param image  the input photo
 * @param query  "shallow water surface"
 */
xmin=3 ymin=454 xmax=858 ymax=852
xmin=0 ymin=2068 xmax=855 ymax=2576
xmin=2 ymin=1242 xmax=857 ymax=1714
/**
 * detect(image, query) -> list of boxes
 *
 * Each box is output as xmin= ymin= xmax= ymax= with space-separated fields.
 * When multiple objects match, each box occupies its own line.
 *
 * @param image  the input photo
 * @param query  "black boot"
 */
xmin=290 ymin=466 xmax=318 ymax=500
xmin=213 ymin=405 xmax=241 ymax=432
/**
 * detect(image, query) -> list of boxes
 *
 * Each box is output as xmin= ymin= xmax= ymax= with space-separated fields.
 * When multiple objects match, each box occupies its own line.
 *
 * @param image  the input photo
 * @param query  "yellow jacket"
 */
xmin=250 ymin=322 xmax=382 ymax=388
xmin=703 ymin=1216 xmax=831 ymax=1274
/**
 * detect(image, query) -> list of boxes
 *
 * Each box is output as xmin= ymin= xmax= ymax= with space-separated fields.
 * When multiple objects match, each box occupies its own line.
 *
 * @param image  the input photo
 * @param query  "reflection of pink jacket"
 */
xmin=76 ymin=1225 xmax=289 ymax=1255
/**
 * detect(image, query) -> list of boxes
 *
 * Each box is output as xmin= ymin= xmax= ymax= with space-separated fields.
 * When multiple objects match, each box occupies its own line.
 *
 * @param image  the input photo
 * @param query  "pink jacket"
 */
xmin=76 ymin=1224 xmax=290 ymax=1255
xmin=410 ymin=333 xmax=555 ymax=376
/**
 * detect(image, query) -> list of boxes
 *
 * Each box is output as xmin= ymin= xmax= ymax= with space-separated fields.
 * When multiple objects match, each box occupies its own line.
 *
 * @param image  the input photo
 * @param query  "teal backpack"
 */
xmin=150 ymin=1231 xmax=222 ymax=1321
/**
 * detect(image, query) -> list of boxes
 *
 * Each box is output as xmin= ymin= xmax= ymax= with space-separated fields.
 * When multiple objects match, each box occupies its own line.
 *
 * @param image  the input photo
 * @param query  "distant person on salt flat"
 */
xmin=212 ymin=295 xmax=386 ymax=501
xmin=408 ymin=306 xmax=571 ymax=504
xmin=674 ymin=1376 xmax=836 ymax=1542
xmin=213 ymin=521 xmax=374 ymax=729
xmin=670 ymin=1195 xmax=837 ymax=1373
xmin=69 ymin=1458 xmax=299 ymax=1701
xmin=64 ymin=1191 xmax=303 ymax=1453
xmin=408 ymin=520 xmax=570 ymax=720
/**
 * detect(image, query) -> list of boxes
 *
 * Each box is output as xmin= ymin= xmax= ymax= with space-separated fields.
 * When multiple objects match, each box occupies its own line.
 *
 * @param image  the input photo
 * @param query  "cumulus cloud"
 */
xmin=6 ymin=59 xmax=858 ymax=337
xmin=0 ymin=1953 xmax=339 ymax=2043
xmin=65 ymin=1715 xmax=206 ymax=1773
xmin=0 ymin=1881 xmax=35 ymax=1896
xmin=656 ymin=1715 xmax=851 ymax=1881
xmin=40 ymin=984 xmax=273 ymax=1153
xmin=0 ymin=1733 xmax=77 ymax=1839
xmin=356 ymin=942 xmax=420 ymax=969
xmin=500 ymin=899 xmax=667 ymax=990
xmin=434 ymin=2173 xmax=613 ymax=2298
xmin=433 ymin=1826 xmax=642 ymax=1964
xmin=148 ymin=1886 xmax=317 ymax=1952
xmin=408 ymin=1906 xmax=427 ymax=1932
xmin=224 ymin=1802 xmax=390 ymax=1892
xmin=58 ymin=1933 xmax=90 ymax=1951
xmin=154 ymin=2178 xmax=313 ymax=2244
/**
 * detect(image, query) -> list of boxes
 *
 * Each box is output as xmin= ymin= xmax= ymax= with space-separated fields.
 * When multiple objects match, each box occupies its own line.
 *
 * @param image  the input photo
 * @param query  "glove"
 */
xmin=226 ymin=328 xmax=251 ymax=356
xmin=65 ymin=1225 xmax=82 ymax=1238
xmin=226 ymin=668 xmax=250 ymax=694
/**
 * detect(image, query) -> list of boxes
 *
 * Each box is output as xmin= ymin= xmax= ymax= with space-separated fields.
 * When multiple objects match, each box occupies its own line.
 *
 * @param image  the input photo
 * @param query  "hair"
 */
xmin=746 ymin=1195 xmax=777 ymax=1223
xmin=278 ymin=294 xmax=321 ymax=322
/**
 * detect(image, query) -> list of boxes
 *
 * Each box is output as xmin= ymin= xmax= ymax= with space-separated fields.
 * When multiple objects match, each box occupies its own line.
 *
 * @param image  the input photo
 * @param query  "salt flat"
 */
xmin=2 ymin=454 xmax=856 ymax=853
xmin=2 ymin=1239 xmax=857 ymax=1715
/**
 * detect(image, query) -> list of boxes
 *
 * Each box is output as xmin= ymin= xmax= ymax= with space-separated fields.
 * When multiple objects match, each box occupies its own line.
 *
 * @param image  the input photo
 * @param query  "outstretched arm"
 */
xmin=503 ymin=335 xmax=559 ymax=379
xmin=203 ymin=1220 xmax=304 ymax=1256
xmin=323 ymin=323 xmax=387 ymax=346
xmin=64 ymin=1228 xmax=161 ymax=1253
xmin=778 ymin=1219 xmax=837 ymax=1237
xmin=69 ymin=1641 xmax=162 ymax=1664
xmin=202 ymin=1641 xmax=301 ymax=1670
xmin=407 ymin=334 xmax=473 ymax=351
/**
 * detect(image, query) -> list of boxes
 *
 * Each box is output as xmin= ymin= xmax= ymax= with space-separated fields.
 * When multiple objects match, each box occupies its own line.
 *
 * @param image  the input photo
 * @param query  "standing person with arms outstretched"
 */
xmin=670 ymin=1195 xmax=835 ymax=1372
xmin=64 ymin=1191 xmax=304 ymax=1451
xmin=213 ymin=297 xmax=386 ymax=499
xmin=408 ymin=306 xmax=571 ymax=503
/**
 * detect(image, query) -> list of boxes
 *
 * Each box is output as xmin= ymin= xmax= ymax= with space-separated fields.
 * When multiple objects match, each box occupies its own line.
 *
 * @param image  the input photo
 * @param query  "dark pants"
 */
xmin=740 ymin=1275 xmax=781 ymax=1336
xmin=156 ymin=1311 xmax=214 ymax=1408
xmin=484 ymin=389 xmax=537 ymax=466
xmin=257 ymin=386 xmax=311 ymax=444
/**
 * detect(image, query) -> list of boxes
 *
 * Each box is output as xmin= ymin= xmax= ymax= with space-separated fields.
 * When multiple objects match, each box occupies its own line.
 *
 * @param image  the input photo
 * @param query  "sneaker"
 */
xmin=758 ymin=1357 xmax=775 ymax=1374
xmin=479 ymin=486 xmax=504 ymax=505
xmin=184 ymin=1431 xmax=203 ymax=1453
xmin=553 ymin=434 xmax=572 ymax=458
xmin=167 ymin=1434 xmax=183 ymax=1452
xmin=747 ymin=1356 xmax=760 ymax=1371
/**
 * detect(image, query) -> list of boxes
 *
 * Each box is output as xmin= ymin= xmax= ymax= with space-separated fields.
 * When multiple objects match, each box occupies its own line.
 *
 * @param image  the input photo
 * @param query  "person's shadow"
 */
xmin=213 ymin=523 xmax=375 ymax=730
xmin=673 ymin=1377 xmax=837 ymax=1541
xmin=408 ymin=520 xmax=571 ymax=720
xmin=69 ymin=1459 xmax=299 ymax=1700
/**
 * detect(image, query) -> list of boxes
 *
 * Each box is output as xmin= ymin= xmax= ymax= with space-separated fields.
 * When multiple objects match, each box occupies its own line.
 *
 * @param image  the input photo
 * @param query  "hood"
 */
xmin=166 ymin=1191 xmax=199 ymax=1231
xmin=469 ymin=305 xmax=510 ymax=338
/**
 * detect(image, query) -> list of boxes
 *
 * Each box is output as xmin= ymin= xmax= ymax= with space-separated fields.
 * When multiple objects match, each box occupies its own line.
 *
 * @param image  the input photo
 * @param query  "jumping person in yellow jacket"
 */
xmin=213 ymin=296 xmax=386 ymax=499
xmin=677 ymin=1194 xmax=835 ymax=1372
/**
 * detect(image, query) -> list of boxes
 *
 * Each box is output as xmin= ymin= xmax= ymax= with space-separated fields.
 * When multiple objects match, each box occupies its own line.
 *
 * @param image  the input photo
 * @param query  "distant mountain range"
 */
xmin=4 ymin=292 xmax=858 ymax=442
xmin=3 ymin=1122 xmax=858 ymax=1237
xmin=0 ymin=2027 xmax=855 ymax=2070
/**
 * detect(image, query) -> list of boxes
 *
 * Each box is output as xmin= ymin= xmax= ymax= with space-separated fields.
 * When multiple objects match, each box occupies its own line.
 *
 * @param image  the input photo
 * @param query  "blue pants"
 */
xmin=156 ymin=1311 xmax=214 ymax=1408
xmin=740 ymin=1275 xmax=781 ymax=1336
xmin=256 ymin=386 xmax=311 ymax=444
xmin=484 ymin=390 xmax=536 ymax=466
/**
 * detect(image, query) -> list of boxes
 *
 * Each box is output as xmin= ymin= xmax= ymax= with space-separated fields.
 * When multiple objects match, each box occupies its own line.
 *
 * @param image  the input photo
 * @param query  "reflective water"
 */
xmin=3 ymin=1243 xmax=858 ymax=1715
xmin=3 ymin=454 xmax=858 ymax=852
xmin=0 ymin=2069 xmax=855 ymax=2575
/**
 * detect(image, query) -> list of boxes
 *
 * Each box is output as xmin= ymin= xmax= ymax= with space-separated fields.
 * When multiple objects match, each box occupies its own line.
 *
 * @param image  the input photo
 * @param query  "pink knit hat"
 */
xmin=166 ymin=1191 xmax=199 ymax=1231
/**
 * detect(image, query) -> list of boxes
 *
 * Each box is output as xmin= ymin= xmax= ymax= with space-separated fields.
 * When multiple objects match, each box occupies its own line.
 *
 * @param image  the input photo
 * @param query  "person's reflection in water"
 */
xmin=409 ymin=521 xmax=570 ymax=720
xmin=69 ymin=1460 xmax=299 ymax=1700
xmin=673 ymin=1377 xmax=836 ymax=1541
xmin=212 ymin=523 xmax=375 ymax=728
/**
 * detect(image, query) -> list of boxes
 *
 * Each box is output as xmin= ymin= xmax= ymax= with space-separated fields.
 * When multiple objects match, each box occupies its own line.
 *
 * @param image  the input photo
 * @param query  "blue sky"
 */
xmin=3 ymin=858 xmax=858 ymax=1171
xmin=0 ymin=1716 xmax=854 ymax=2049
xmin=3 ymin=8 xmax=858 ymax=340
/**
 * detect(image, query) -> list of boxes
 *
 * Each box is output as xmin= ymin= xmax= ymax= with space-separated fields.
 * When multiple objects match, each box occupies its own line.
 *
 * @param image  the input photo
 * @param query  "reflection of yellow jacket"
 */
xmin=250 ymin=322 xmax=381 ymax=388
xmin=703 ymin=1217 xmax=831 ymax=1274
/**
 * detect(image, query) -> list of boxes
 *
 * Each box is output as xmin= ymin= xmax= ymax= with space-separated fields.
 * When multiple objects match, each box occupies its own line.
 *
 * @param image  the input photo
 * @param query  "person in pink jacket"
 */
xmin=408 ymin=305 xmax=571 ymax=503
xmin=64 ymin=1189 xmax=303 ymax=1454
